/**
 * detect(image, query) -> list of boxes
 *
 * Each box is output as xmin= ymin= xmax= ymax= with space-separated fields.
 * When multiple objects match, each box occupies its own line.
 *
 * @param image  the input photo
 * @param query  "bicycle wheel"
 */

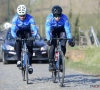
xmin=52 ymin=71 xmax=56 ymax=83
xmin=25 ymin=55 xmax=29 ymax=84
xmin=57 ymin=51 xmax=65 ymax=87
xmin=21 ymin=60 xmax=25 ymax=81
xmin=52 ymin=63 xmax=57 ymax=83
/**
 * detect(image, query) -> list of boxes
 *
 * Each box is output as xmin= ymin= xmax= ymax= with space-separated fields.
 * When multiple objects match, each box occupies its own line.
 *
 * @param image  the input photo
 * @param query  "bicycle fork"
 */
xmin=22 ymin=52 xmax=29 ymax=67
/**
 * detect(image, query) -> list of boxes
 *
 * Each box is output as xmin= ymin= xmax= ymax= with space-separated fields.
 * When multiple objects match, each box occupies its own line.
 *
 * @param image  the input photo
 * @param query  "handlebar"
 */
xmin=44 ymin=38 xmax=71 ymax=41
xmin=15 ymin=37 xmax=35 ymax=41
xmin=20 ymin=39 xmax=35 ymax=41
xmin=50 ymin=38 xmax=71 ymax=40
xmin=15 ymin=37 xmax=48 ymax=41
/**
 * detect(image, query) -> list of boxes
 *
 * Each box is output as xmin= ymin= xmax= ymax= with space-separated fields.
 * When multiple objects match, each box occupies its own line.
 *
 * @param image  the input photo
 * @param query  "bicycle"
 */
xmin=50 ymin=38 xmax=68 ymax=87
xmin=18 ymin=38 xmax=34 ymax=84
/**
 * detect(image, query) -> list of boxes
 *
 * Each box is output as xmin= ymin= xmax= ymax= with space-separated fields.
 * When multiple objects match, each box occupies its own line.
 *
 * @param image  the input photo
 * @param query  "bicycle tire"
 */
xmin=52 ymin=54 xmax=58 ymax=83
xmin=25 ymin=55 xmax=29 ymax=84
xmin=52 ymin=69 xmax=57 ymax=83
xmin=57 ymin=51 xmax=65 ymax=87
xmin=22 ymin=68 xmax=25 ymax=81
xmin=21 ymin=59 xmax=25 ymax=81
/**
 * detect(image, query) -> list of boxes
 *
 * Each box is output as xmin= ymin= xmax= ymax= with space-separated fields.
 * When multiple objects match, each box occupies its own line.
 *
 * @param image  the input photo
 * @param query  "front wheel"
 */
xmin=52 ymin=69 xmax=57 ymax=83
xmin=26 ymin=55 xmax=29 ymax=84
xmin=21 ymin=60 xmax=25 ymax=81
xmin=58 ymin=51 xmax=65 ymax=87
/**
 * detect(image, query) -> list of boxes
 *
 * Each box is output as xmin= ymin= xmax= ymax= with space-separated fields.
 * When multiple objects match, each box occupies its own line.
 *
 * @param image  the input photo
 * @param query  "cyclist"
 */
xmin=11 ymin=4 xmax=38 ymax=74
xmin=45 ymin=5 xmax=75 ymax=71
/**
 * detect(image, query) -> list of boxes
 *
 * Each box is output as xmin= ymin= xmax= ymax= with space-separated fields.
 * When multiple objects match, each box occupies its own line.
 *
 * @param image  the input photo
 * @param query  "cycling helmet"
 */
xmin=3 ymin=22 xmax=12 ymax=30
xmin=17 ymin=4 xmax=27 ymax=15
xmin=52 ymin=5 xmax=62 ymax=15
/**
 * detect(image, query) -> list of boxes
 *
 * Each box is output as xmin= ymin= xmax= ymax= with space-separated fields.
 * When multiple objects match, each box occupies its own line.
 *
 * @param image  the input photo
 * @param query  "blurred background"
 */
xmin=0 ymin=0 xmax=100 ymax=45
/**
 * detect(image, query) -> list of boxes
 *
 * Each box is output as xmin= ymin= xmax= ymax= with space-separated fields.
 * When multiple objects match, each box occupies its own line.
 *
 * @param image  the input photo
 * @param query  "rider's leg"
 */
xmin=25 ymin=31 xmax=33 ymax=65
xmin=55 ymin=26 xmax=66 ymax=55
xmin=59 ymin=32 xmax=66 ymax=72
xmin=27 ymin=45 xmax=33 ymax=65
xmin=15 ymin=30 xmax=23 ymax=67
xmin=27 ymin=46 xmax=33 ymax=74
xmin=15 ymin=40 xmax=21 ymax=67
xmin=49 ymin=37 xmax=57 ymax=71
xmin=59 ymin=32 xmax=66 ymax=55
xmin=49 ymin=28 xmax=57 ymax=71
xmin=26 ymin=31 xmax=33 ymax=74
xmin=49 ymin=44 xmax=55 ymax=71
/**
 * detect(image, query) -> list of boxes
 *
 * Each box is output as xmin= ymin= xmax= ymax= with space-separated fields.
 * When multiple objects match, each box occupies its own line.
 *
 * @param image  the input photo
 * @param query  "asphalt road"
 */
xmin=0 ymin=62 xmax=100 ymax=90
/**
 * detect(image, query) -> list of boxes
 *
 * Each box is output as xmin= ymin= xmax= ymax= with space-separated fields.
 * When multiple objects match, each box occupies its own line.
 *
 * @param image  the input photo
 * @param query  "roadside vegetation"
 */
xmin=65 ymin=46 xmax=100 ymax=75
xmin=1 ymin=0 xmax=100 ymax=38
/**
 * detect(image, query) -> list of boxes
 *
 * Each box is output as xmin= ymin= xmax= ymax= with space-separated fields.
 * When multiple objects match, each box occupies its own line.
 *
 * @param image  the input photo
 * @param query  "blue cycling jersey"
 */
xmin=45 ymin=13 xmax=72 ymax=40
xmin=11 ymin=14 xmax=38 ymax=38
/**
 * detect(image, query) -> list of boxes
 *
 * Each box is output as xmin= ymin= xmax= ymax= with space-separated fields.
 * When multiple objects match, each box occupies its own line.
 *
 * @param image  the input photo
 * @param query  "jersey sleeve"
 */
xmin=64 ymin=16 xmax=72 ymax=39
xmin=45 ymin=16 xmax=51 ymax=41
xmin=11 ymin=16 xmax=18 ymax=38
xmin=29 ymin=18 xmax=38 ymax=36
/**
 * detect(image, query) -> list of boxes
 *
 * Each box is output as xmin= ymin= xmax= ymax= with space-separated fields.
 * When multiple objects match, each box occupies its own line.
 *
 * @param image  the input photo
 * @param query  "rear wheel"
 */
xmin=2 ymin=52 xmax=8 ymax=64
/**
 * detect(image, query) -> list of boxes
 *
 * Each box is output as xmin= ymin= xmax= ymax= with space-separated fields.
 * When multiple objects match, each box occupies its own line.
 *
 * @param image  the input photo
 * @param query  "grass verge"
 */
xmin=65 ymin=46 xmax=100 ymax=75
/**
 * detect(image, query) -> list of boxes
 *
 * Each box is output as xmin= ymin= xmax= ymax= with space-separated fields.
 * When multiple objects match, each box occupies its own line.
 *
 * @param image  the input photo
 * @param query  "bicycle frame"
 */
xmin=51 ymin=38 xmax=66 ymax=87
xmin=22 ymin=40 xmax=29 ymax=66
xmin=21 ymin=39 xmax=30 ymax=84
xmin=55 ymin=41 xmax=62 ymax=69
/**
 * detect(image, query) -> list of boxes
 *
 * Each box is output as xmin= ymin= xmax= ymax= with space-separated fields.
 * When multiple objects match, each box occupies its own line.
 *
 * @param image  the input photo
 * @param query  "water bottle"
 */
xmin=55 ymin=51 xmax=59 ymax=61
xmin=55 ymin=51 xmax=59 ymax=69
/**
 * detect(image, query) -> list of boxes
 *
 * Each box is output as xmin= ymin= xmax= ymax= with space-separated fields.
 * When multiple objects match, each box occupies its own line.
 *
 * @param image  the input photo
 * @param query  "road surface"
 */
xmin=0 ymin=62 xmax=100 ymax=90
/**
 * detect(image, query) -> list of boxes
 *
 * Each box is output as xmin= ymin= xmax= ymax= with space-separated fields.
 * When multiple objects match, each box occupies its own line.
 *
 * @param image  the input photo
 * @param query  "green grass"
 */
xmin=66 ymin=46 xmax=100 ymax=75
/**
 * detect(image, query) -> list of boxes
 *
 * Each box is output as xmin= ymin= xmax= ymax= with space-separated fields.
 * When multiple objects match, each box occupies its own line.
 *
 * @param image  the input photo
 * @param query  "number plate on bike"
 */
xmin=33 ymin=53 xmax=35 ymax=56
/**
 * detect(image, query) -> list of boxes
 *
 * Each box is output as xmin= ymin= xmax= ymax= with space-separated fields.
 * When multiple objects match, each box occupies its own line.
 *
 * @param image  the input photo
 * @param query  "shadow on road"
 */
xmin=30 ymin=76 xmax=53 ymax=84
xmin=64 ymin=74 xmax=100 ymax=87
xmin=28 ymin=74 xmax=100 ymax=87
xmin=27 ymin=74 xmax=100 ymax=88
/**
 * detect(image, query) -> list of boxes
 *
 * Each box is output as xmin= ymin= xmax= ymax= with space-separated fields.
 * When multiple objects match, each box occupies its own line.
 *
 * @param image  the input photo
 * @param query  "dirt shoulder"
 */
xmin=65 ymin=50 xmax=85 ymax=62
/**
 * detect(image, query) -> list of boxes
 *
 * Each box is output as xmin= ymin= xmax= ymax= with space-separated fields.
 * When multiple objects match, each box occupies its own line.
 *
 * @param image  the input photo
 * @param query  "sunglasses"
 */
xmin=53 ymin=14 xmax=61 ymax=17
xmin=19 ymin=15 xmax=26 ymax=17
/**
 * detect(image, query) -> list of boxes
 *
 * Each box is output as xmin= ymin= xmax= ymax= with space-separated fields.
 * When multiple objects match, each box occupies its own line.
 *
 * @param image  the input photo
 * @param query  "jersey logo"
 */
xmin=18 ymin=22 xmax=23 ymax=26
xmin=24 ymin=22 xmax=28 ymax=25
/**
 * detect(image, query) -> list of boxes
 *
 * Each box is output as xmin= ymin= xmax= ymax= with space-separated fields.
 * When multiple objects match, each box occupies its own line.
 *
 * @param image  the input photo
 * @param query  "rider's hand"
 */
xmin=47 ymin=40 xmax=51 ymax=46
xmin=15 ymin=37 xmax=21 ymax=41
xmin=28 ymin=37 xmax=35 ymax=41
xmin=68 ymin=39 xmax=75 ymax=47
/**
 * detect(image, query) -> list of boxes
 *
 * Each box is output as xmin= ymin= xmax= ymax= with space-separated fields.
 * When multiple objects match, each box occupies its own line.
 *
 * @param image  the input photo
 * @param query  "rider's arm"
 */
xmin=29 ymin=18 xmax=38 ymax=37
xmin=45 ymin=15 xmax=52 ymax=41
xmin=11 ymin=15 xmax=18 ymax=38
xmin=63 ymin=15 xmax=72 ymax=39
